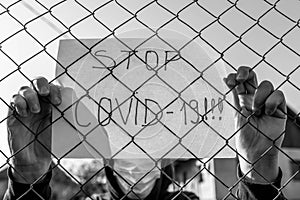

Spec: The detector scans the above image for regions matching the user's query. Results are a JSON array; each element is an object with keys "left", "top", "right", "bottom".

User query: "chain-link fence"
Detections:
[{"left": 0, "top": 0, "right": 300, "bottom": 199}]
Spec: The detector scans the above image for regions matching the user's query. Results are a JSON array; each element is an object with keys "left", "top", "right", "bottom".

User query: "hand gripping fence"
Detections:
[{"left": 0, "top": 0, "right": 300, "bottom": 200}]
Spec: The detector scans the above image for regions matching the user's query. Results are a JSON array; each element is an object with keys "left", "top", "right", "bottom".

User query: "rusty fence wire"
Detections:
[{"left": 0, "top": 0, "right": 300, "bottom": 199}]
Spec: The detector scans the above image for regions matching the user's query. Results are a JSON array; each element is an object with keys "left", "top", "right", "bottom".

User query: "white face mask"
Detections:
[{"left": 113, "top": 159, "right": 161, "bottom": 199}]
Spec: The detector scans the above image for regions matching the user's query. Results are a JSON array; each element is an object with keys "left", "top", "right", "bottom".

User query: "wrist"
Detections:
[
  {"left": 11, "top": 161, "right": 51, "bottom": 184},
  {"left": 239, "top": 154, "right": 279, "bottom": 183}
]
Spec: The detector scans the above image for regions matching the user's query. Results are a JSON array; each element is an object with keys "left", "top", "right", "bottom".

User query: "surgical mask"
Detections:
[{"left": 114, "top": 159, "right": 161, "bottom": 199}]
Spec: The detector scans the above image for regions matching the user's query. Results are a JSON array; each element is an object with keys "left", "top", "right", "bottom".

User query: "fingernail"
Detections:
[{"left": 32, "top": 104, "right": 40, "bottom": 113}]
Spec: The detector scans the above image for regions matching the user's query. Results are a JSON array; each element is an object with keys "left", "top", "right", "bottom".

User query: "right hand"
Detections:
[
  {"left": 7, "top": 77, "right": 61, "bottom": 183},
  {"left": 224, "top": 67, "right": 286, "bottom": 183}
]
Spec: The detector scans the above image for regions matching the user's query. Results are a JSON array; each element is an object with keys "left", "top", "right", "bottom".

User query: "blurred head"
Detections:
[{"left": 114, "top": 159, "right": 161, "bottom": 199}]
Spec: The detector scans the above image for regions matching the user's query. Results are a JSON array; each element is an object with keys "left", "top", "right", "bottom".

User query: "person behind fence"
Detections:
[{"left": 4, "top": 66, "right": 286, "bottom": 200}]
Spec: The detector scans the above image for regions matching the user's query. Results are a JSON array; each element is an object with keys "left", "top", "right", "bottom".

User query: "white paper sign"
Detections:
[{"left": 52, "top": 38, "right": 235, "bottom": 159}]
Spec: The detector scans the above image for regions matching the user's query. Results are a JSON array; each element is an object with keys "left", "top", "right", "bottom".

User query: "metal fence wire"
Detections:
[{"left": 0, "top": 0, "right": 300, "bottom": 200}]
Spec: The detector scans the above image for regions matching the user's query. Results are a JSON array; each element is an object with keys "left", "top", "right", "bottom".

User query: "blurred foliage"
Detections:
[{"left": 51, "top": 159, "right": 109, "bottom": 200}]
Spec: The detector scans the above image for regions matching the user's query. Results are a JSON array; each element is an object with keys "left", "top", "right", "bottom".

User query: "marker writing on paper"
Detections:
[
  {"left": 80, "top": 49, "right": 225, "bottom": 127},
  {"left": 92, "top": 49, "right": 180, "bottom": 71},
  {"left": 73, "top": 97, "right": 224, "bottom": 128}
]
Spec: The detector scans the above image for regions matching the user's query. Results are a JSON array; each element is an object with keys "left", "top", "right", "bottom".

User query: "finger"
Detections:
[
  {"left": 225, "top": 73, "right": 237, "bottom": 88},
  {"left": 11, "top": 94, "right": 28, "bottom": 117},
  {"left": 31, "top": 77, "right": 50, "bottom": 96},
  {"left": 236, "top": 67, "right": 257, "bottom": 94},
  {"left": 253, "top": 80, "right": 274, "bottom": 115},
  {"left": 224, "top": 73, "right": 240, "bottom": 110},
  {"left": 49, "top": 84, "right": 61, "bottom": 105},
  {"left": 244, "top": 70, "right": 257, "bottom": 94},
  {"left": 51, "top": 79, "right": 63, "bottom": 89},
  {"left": 235, "top": 67, "right": 248, "bottom": 94},
  {"left": 19, "top": 86, "right": 40, "bottom": 113},
  {"left": 236, "top": 83, "right": 246, "bottom": 94},
  {"left": 236, "top": 66, "right": 250, "bottom": 82},
  {"left": 265, "top": 90, "right": 286, "bottom": 118}
]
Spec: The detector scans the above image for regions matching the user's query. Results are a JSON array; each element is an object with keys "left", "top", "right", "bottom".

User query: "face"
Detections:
[{"left": 114, "top": 159, "right": 162, "bottom": 199}]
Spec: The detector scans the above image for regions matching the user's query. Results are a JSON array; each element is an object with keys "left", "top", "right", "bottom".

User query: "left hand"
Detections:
[{"left": 224, "top": 66, "right": 287, "bottom": 183}]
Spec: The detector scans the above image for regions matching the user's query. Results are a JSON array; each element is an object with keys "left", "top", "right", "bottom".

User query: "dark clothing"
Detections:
[
  {"left": 3, "top": 165, "right": 285, "bottom": 200},
  {"left": 105, "top": 164, "right": 199, "bottom": 200},
  {"left": 236, "top": 167, "right": 286, "bottom": 200}
]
